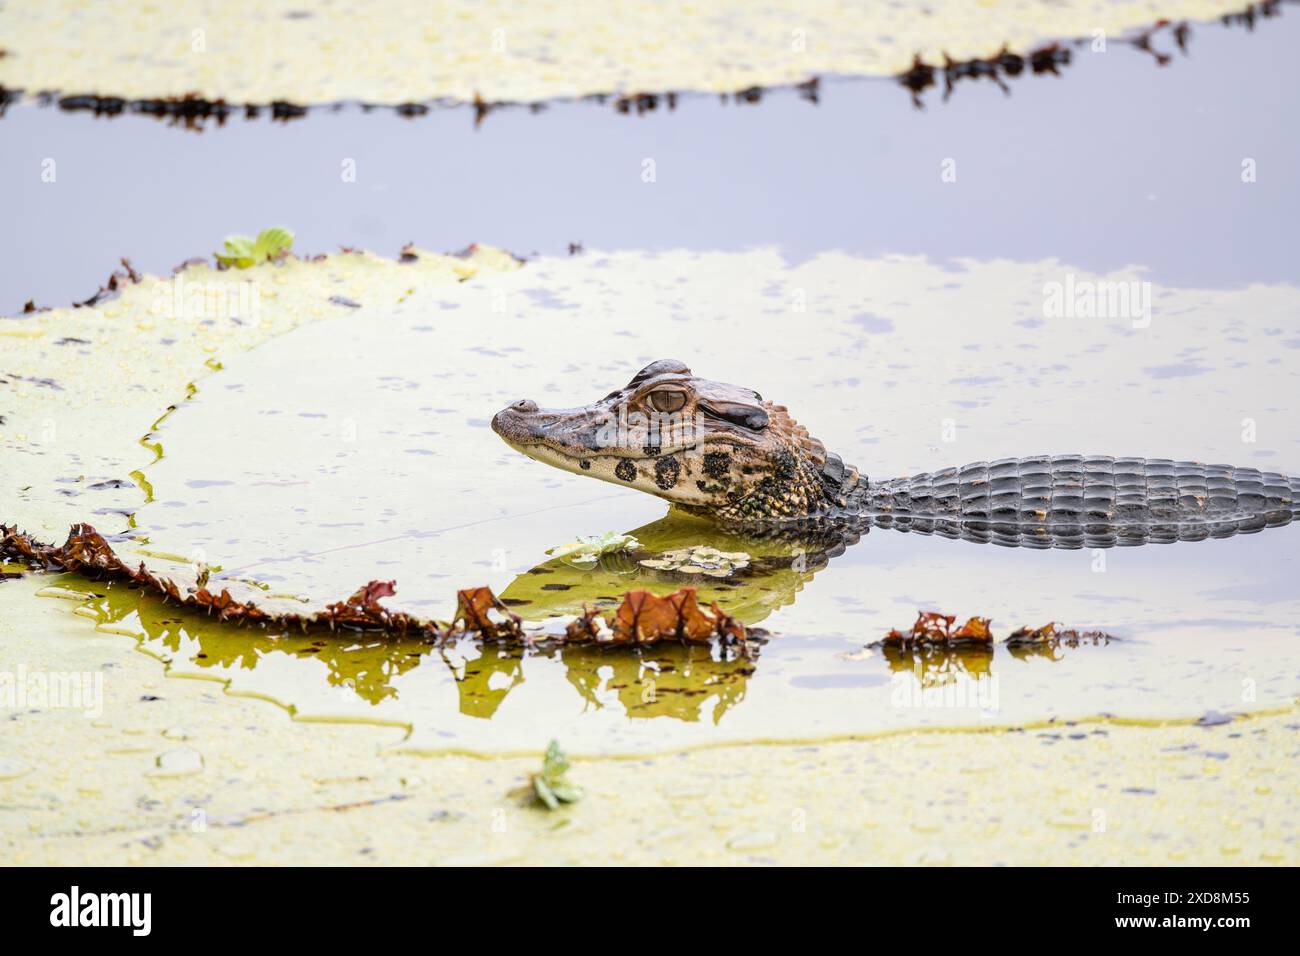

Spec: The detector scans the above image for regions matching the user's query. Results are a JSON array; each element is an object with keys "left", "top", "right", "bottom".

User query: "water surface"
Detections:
[
  {"left": 5, "top": 9, "right": 1299, "bottom": 756},
  {"left": 92, "top": 249, "right": 1300, "bottom": 753},
  {"left": 3, "top": 11, "right": 1299, "bottom": 309}
]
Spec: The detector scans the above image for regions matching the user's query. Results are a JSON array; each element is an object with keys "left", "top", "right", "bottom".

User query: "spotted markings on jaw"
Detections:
[
  {"left": 703, "top": 451, "right": 731, "bottom": 480},
  {"left": 654, "top": 456, "right": 681, "bottom": 490}
]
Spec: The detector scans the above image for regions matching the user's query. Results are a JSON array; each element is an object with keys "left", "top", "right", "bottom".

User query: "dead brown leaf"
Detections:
[{"left": 1, "top": 523, "right": 757, "bottom": 650}]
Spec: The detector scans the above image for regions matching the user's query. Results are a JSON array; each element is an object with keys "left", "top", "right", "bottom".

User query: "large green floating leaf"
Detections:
[{"left": 0, "top": 2, "right": 1251, "bottom": 107}]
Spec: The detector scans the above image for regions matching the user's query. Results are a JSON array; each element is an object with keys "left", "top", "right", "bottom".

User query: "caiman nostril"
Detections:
[{"left": 512, "top": 399, "right": 539, "bottom": 413}]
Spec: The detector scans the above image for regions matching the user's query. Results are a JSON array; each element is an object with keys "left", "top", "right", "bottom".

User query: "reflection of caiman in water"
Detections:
[{"left": 492, "top": 359, "right": 1300, "bottom": 560}]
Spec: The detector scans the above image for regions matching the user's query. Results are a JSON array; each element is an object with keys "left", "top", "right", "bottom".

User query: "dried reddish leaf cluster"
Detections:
[
  {"left": 1004, "top": 622, "right": 1058, "bottom": 646},
  {"left": 878, "top": 611, "right": 1112, "bottom": 649},
  {"left": 1005, "top": 624, "right": 1113, "bottom": 648},
  {"left": 0, "top": 523, "right": 755, "bottom": 650},
  {"left": 898, "top": 42, "right": 1071, "bottom": 108},
  {"left": 882, "top": 611, "right": 993, "bottom": 649},
  {"left": 563, "top": 588, "right": 756, "bottom": 649},
  {"left": 454, "top": 586, "right": 523, "bottom": 639},
  {"left": 74, "top": 257, "right": 143, "bottom": 308},
  {"left": 1, "top": 522, "right": 431, "bottom": 633}
]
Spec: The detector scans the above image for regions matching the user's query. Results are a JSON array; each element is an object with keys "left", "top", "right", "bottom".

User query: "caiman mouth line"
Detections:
[{"left": 492, "top": 359, "right": 1300, "bottom": 549}]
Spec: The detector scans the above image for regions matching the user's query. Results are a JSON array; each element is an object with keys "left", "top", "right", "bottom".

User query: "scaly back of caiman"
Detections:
[{"left": 491, "top": 360, "right": 1300, "bottom": 549}]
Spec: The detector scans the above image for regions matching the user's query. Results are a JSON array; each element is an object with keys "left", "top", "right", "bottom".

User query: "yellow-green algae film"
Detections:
[
  {"left": 2, "top": 572, "right": 1296, "bottom": 865},
  {"left": 4, "top": 247, "right": 1300, "bottom": 761},
  {"left": 0, "top": 246, "right": 520, "bottom": 544},
  {"left": 0, "top": 1, "right": 1251, "bottom": 106}
]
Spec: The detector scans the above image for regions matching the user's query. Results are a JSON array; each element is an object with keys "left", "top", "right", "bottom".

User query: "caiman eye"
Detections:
[{"left": 647, "top": 389, "right": 687, "bottom": 414}]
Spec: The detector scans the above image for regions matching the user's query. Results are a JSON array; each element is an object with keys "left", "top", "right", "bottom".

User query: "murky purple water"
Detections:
[{"left": 2, "top": 13, "right": 1298, "bottom": 311}]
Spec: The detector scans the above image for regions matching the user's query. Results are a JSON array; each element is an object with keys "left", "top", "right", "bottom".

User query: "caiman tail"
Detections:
[{"left": 858, "top": 456, "right": 1300, "bottom": 549}]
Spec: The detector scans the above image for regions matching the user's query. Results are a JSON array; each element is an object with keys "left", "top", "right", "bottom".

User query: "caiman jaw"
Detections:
[
  {"left": 491, "top": 399, "right": 615, "bottom": 479},
  {"left": 491, "top": 394, "right": 715, "bottom": 499},
  {"left": 491, "top": 361, "right": 863, "bottom": 522}
]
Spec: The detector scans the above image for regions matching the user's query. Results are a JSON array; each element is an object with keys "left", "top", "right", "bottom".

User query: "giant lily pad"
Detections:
[{"left": 0, "top": 1, "right": 1254, "bottom": 106}]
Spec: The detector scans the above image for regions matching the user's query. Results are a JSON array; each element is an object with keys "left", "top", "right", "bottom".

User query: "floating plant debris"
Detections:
[
  {"left": 875, "top": 612, "right": 1114, "bottom": 650},
  {"left": 565, "top": 586, "right": 764, "bottom": 653},
  {"left": 897, "top": 43, "right": 1071, "bottom": 108},
  {"left": 0, "top": 523, "right": 764, "bottom": 650},
  {"left": 876, "top": 611, "right": 994, "bottom": 649},
  {"left": 0, "top": 7, "right": 1278, "bottom": 133},
  {"left": 454, "top": 585, "right": 523, "bottom": 639},
  {"left": 72, "top": 257, "right": 143, "bottom": 308},
  {"left": 1005, "top": 622, "right": 1060, "bottom": 646},
  {"left": 1004, "top": 623, "right": 1116, "bottom": 648},
  {"left": 0, "top": 2, "right": 1277, "bottom": 116}
]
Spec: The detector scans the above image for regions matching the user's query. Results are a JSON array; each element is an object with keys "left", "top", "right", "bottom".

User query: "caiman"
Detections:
[{"left": 492, "top": 359, "right": 1300, "bottom": 551}]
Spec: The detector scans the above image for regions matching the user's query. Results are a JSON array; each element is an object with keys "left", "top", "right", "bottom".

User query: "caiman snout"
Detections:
[{"left": 491, "top": 398, "right": 543, "bottom": 443}]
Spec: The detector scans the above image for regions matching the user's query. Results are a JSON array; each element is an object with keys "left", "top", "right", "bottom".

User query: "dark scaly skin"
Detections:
[
  {"left": 847, "top": 457, "right": 1300, "bottom": 549},
  {"left": 492, "top": 360, "right": 1300, "bottom": 550}
]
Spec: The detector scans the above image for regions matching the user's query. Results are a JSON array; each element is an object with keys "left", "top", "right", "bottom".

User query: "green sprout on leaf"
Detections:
[
  {"left": 546, "top": 531, "right": 640, "bottom": 568},
  {"left": 215, "top": 227, "right": 295, "bottom": 269},
  {"left": 531, "top": 740, "right": 583, "bottom": 811}
]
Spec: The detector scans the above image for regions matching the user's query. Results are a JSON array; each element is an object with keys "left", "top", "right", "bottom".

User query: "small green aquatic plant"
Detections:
[
  {"left": 531, "top": 740, "right": 583, "bottom": 811},
  {"left": 215, "top": 227, "right": 295, "bottom": 268},
  {"left": 545, "top": 531, "right": 640, "bottom": 566}
]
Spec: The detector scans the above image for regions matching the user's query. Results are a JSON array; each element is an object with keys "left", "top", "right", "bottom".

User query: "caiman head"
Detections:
[{"left": 491, "top": 359, "right": 863, "bottom": 523}]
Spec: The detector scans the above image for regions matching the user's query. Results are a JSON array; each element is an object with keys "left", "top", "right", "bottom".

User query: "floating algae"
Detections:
[
  {"left": 3, "top": 571, "right": 1298, "bottom": 864},
  {"left": 0, "top": 246, "right": 520, "bottom": 546},
  {"left": 3, "top": 233, "right": 1300, "bottom": 860},
  {"left": 4, "top": 247, "right": 1300, "bottom": 753},
  {"left": 0, "top": 1, "right": 1267, "bottom": 107}
]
